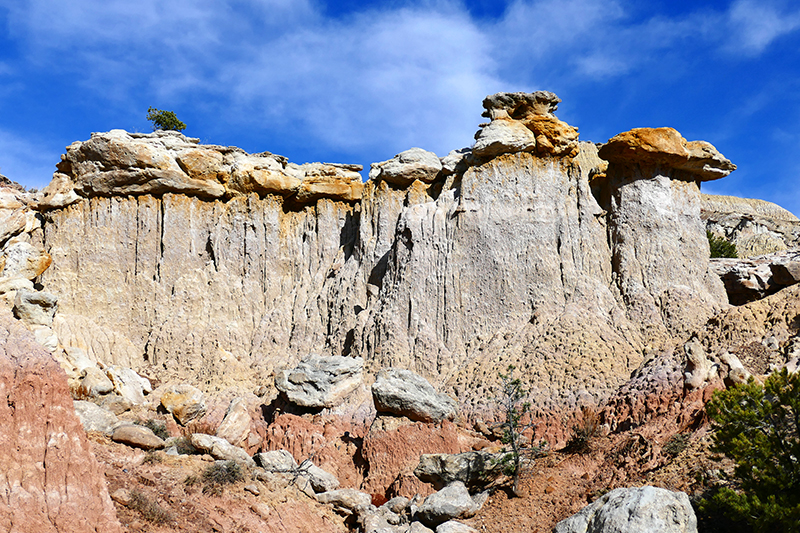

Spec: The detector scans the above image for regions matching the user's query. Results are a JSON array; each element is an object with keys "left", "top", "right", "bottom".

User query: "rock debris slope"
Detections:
[{"left": 31, "top": 92, "right": 739, "bottom": 416}]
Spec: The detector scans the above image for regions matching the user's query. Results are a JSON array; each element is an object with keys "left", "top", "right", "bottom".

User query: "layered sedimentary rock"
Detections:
[
  {"left": 0, "top": 311, "right": 122, "bottom": 533},
  {"left": 702, "top": 193, "right": 800, "bottom": 257},
  {"left": 32, "top": 92, "right": 739, "bottom": 417}
]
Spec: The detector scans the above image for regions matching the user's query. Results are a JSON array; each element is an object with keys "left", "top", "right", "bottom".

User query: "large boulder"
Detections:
[
  {"left": 599, "top": 128, "right": 735, "bottom": 181},
  {"left": 554, "top": 486, "right": 697, "bottom": 533},
  {"left": 414, "top": 452, "right": 498, "bottom": 491},
  {"left": 215, "top": 396, "right": 252, "bottom": 447},
  {"left": 255, "top": 449, "right": 298, "bottom": 472},
  {"left": 13, "top": 289, "right": 58, "bottom": 326},
  {"left": 73, "top": 400, "right": 120, "bottom": 435},
  {"left": 161, "top": 383, "right": 207, "bottom": 424},
  {"left": 0, "top": 311, "right": 123, "bottom": 532},
  {"left": 111, "top": 424, "right": 165, "bottom": 450},
  {"left": 0, "top": 241, "right": 52, "bottom": 280},
  {"left": 372, "top": 368, "right": 458, "bottom": 423},
  {"left": 190, "top": 433, "right": 256, "bottom": 467},
  {"left": 415, "top": 481, "right": 483, "bottom": 527},
  {"left": 275, "top": 355, "right": 363, "bottom": 408},
  {"left": 472, "top": 118, "right": 536, "bottom": 158},
  {"left": 369, "top": 148, "right": 442, "bottom": 186}
]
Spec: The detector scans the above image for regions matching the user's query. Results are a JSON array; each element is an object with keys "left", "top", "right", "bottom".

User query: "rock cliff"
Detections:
[{"left": 25, "top": 92, "right": 739, "bottom": 418}]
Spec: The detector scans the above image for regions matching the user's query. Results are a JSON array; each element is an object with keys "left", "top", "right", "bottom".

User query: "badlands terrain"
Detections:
[{"left": 1, "top": 91, "right": 799, "bottom": 532}]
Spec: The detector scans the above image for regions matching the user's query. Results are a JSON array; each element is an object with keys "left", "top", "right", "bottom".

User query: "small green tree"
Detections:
[
  {"left": 146, "top": 107, "right": 187, "bottom": 132},
  {"left": 703, "top": 369, "right": 800, "bottom": 532},
  {"left": 707, "top": 231, "right": 738, "bottom": 258},
  {"left": 493, "top": 365, "right": 547, "bottom": 497}
]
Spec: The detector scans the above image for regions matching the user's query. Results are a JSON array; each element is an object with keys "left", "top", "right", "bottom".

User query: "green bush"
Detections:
[
  {"left": 492, "top": 365, "right": 548, "bottom": 497},
  {"left": 702, "top": 369, "right": 800, "bottom": 532},
  {"left": 707, "top": 231, "right": 738, "bottom": 258},
  {"left": 146, "top": 107, "right": 186, "bottom": 132}
]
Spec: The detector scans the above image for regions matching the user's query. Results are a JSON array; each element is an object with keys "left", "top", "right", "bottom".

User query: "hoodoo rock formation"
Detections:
[
  {"left": 2, "top": 90, "right": 800, "bottom": 532},
  {"left": 27, "top": 92, "right": 741, "bottom": 420}
]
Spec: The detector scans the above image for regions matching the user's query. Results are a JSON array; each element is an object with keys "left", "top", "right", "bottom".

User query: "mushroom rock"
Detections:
[{"left": 599, "top": 127, "right": 734, "bottom": 342}]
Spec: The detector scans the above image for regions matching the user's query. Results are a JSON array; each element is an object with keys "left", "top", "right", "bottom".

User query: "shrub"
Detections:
[
  {"left": 128, "top": 489, "right": 173, "bottom": 524},
  {"left": 142, "top": 450, "right": 162, "bottom": 464},
  {"left": 492, "top": 365, "right": 548, "bottom": 497},
  {"left": 201, "top": 460, "right": 244, "bottom": 495},
  {"left": 143, "top": 419, "right": 169, "bottom": 440},
  {"left": 707, "top": 231, "right": 737, "bottom": 258},
  {"left": 146, "top": 107, "right": 186, "bottom": 132},
  {"left": 564, "top": 406, "right": 601, "bottom": 454},
  {"left": 663, "top": 433, "right": 690, "bottom": 457},
  {"left": 701, "top": 369, "right": 800, "bottom": 532}
]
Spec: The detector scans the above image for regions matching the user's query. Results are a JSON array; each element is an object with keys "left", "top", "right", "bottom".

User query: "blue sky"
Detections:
[{"left": 1, "top": 0, "right": 800, "bottom": 214}]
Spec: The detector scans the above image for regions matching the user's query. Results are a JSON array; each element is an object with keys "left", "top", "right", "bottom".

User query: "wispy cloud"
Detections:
[{"left": 725, "top": 0, "right": 800, "bottom": 55}]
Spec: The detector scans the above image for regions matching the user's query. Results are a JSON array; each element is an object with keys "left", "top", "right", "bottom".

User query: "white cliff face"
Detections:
[{"left": 33, "top": 93, "right": 736, "bottom": 413}]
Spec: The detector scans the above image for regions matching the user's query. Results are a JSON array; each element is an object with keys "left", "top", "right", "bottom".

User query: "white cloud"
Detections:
[{"left": 726, "top": 0, "right": 800, "bottom": 56}]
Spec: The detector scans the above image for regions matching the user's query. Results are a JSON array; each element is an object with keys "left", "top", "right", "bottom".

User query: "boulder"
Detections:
[
  {"left": 472, "top": 118, "right": 537, "bottom": 158},
  {"left": 481, "top": 91, "right": 562, "bottom": 120},
  {"left": 358, "top": 505, "right": 405, "bottom": 532},
  {"left": 78, "top": 366, "right": 115, "bottom": 398},
  {"left": 216, "top": 396, "right": 252, "bottom": 447},
  {"left": 300, "top": 459, "right": 340, "bottom": 493},
  {"left": 111, "top": 424, "right": 165, "bottom": 450},
  {"left": 73, "top": 400, "right": 120, "bottom": 435},
  {"left": 0, "top": 277, "right": 33, "bottom": 296},
  {"left": 190, "top": 433, "right": 256, "bottom": 467},
  {"left": 255, "top": 449, "right": 298, "bottom": 472},
  {"left": 415, "top": 481, "right": 482, "bottom": 527},
  {"left": 13, "top": 289, "right": 58, "bottom": 326},
  {"left": 553, "top": 486, "right": 697, "bottom": 533},
  {"left": 369, "top": 148, "right": 442, "bottom": 186},
  {"left": 0, "top": 241, "right": 52, "bottom": 280},
  {"left": 315, "top": 489, "right": 372, "bottom": 513},
  {"left": 372, "top": 368, "right": 458, "bottom": 423},
  {"left": 31, "top": 325, "right": 58, "bottom": 352},
  {"left": 161, "top": 383, "right": 207, "bottom": 424},
  {"left": 683, "top": 338, "right": 715, "bottom": 390},
  {"left": 105, "top": 365, "right": 148, "bottom": 405},
  {"left": 294, "top": 163, "right": 364, "bottom": 203},
  {"left": 275, "top": 355, "right": 363, "bottom": 408},
  {"left": 599, "top": 127, "right": 735, "bottom": 181},
  {"left": 436, "top": 522, "right": 478, "bottom": 533},
  {"left": 414, "top": 452, "right": 498, "bottom": 491},
  {"left": 440, "top": 148, "right": 472, "bottom": 176}
]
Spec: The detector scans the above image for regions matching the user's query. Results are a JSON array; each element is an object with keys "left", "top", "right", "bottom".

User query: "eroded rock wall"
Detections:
[{"left": 33, "top": 93, "right": 739, "bottom": 415}]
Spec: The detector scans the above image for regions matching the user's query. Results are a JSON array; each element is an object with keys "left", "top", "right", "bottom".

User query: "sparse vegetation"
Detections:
[
  {"left": 173, "top": 436, "right": 196, "bottom": 455},
  {"left": 143, "top": 419, "right": 169, "bottom": 440},
  {"left": 707, "top": 231, "right": 738, "bottom": 258},
  {"left": 564, "top": 406, "right": 601, "bottom": 454},
  {"left": 146, "top": 107, "right": 187, "bottom": 132},
  {"left": 142, "top": 450, "right": 162, "bottom": 464},
  {"left": 200, "top": 460, "right": 244, "bottom": 495},
  {"left": 493, "top": 364, "right": 548, "bottom": 497},
  {"left": 128, "top": 489, "right": 173, "bottom": 524},
  {"left": 663, "top": 433, "right": 690, "bottom": 457},
  {"left": 700, "top": 369, "right": 800, "bottom": 532}
]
